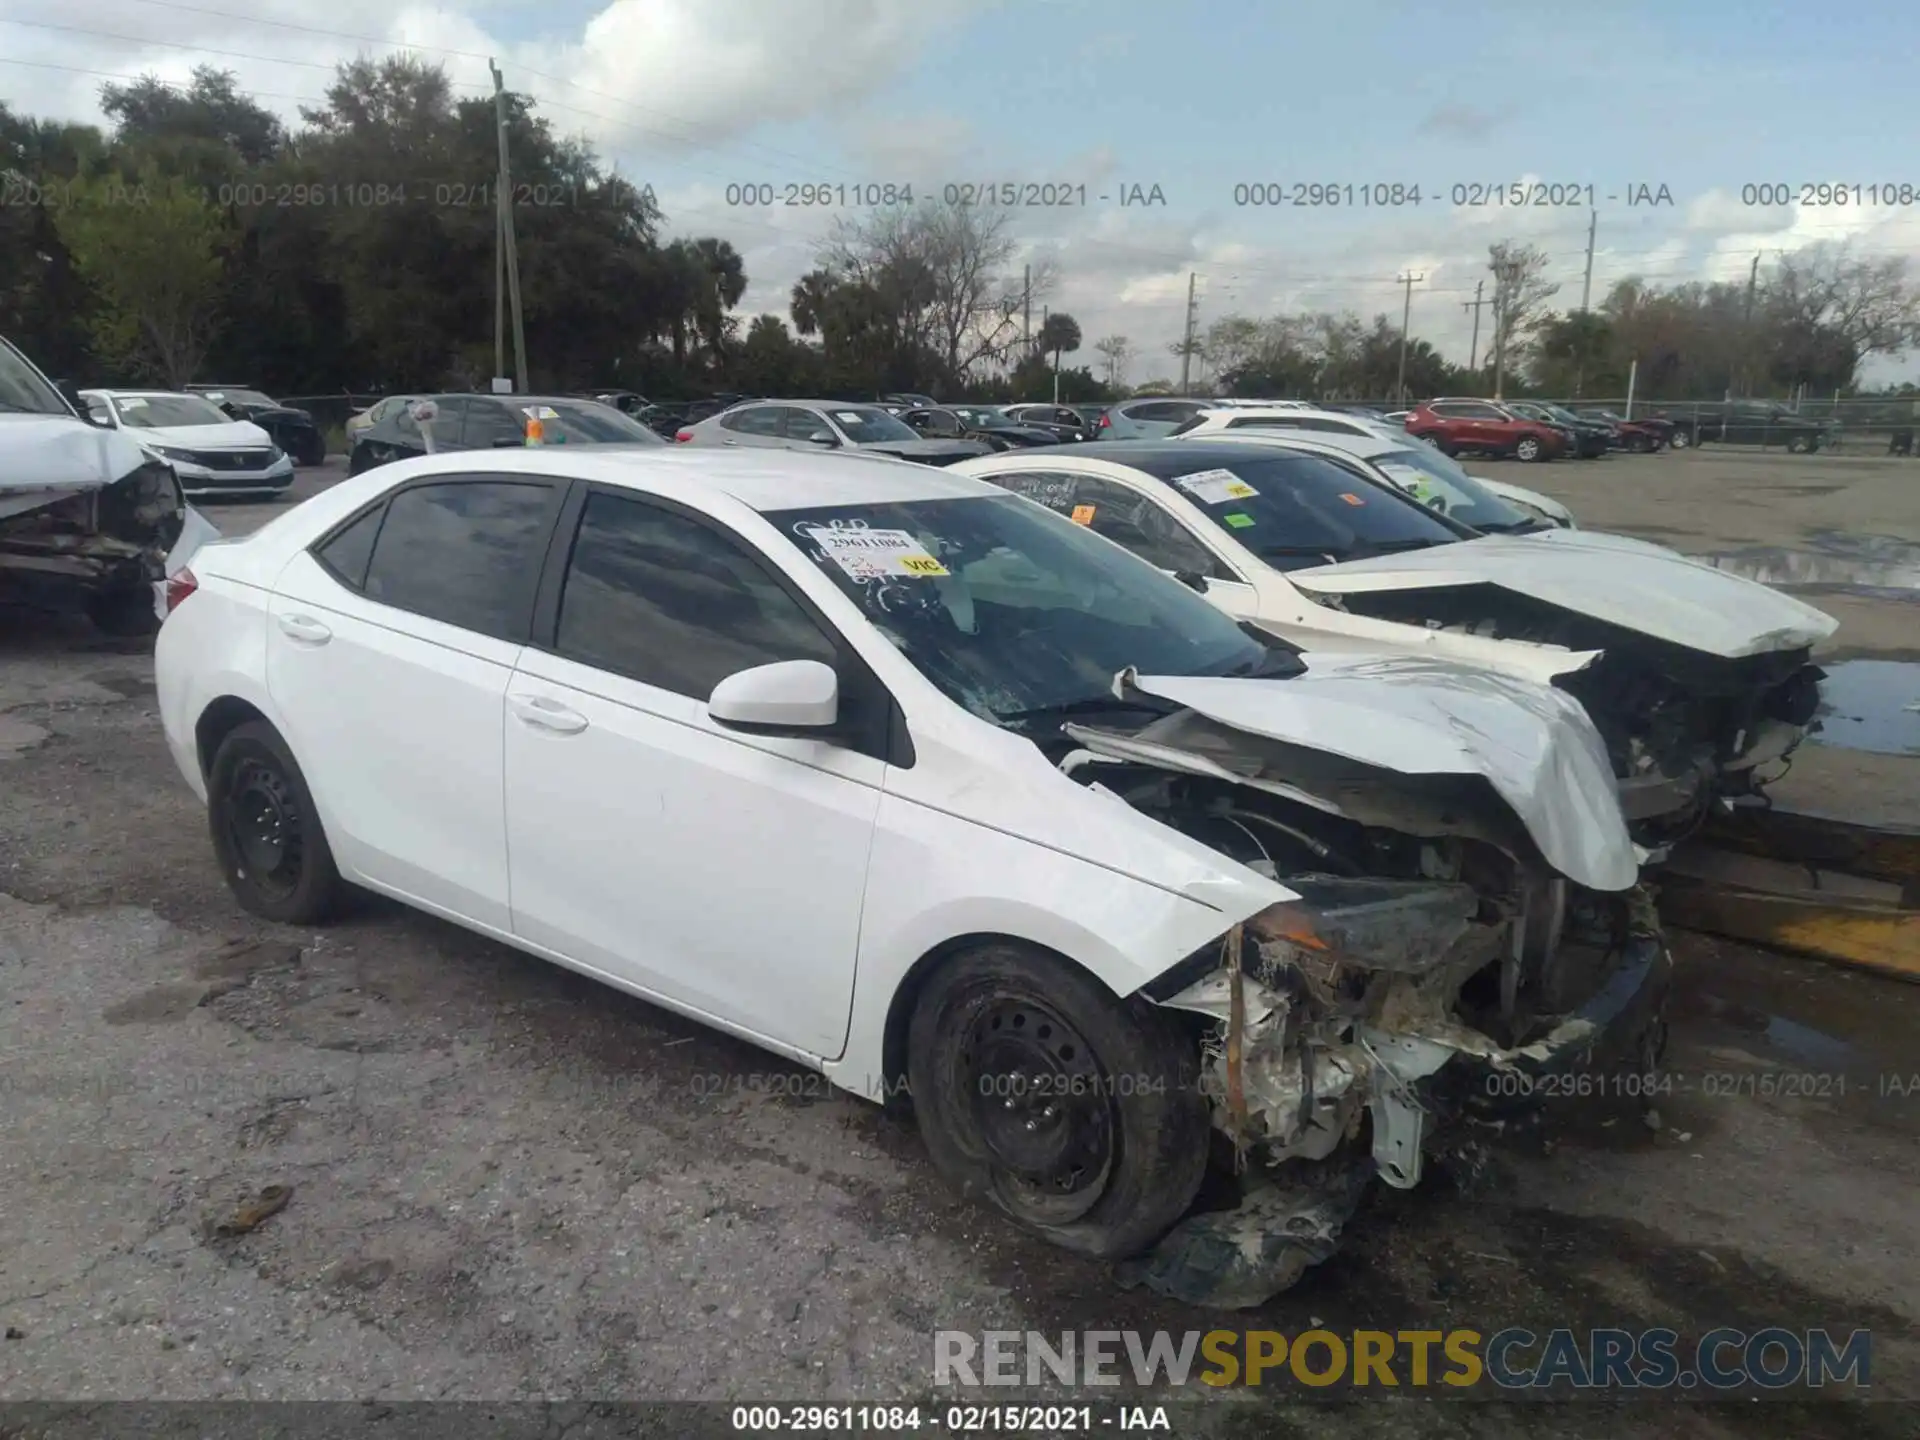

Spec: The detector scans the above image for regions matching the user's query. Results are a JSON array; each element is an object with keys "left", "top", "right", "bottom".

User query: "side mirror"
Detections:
[
  {"left": 805, "top": 430, "right": 838, "bottom": 447},
  {"left": 1171, "top": 570, "right": 1210, "bottom": 594},
  {"left": 708, "top": 659, "right": 839, "bottom": 735},
  {"left": 57, "top": 382, "right": 95, "bottom": 421}
]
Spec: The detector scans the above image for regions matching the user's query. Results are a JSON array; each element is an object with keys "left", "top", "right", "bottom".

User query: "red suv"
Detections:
[{"left": 1405, "top": 399, "right": 1569, "bottom": 462}]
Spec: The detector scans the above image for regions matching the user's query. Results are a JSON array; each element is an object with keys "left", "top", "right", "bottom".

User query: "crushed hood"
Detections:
[
  {"left": 1109, "top": 652, "right": 1638, "bottom": 892},
  {"left": 1469, "top": 475, "right": 1575, "bottom": 526},
  {"left": 0, "top": 413, "right": 155, "bottom": 495},
  {"left": 1287, "top": 531, "right": 1837, "bottom": 659}
]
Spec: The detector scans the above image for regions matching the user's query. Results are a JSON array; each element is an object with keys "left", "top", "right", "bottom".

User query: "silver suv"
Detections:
[{"left": 678, "top": 399, "right": 990, "bottom": 466}]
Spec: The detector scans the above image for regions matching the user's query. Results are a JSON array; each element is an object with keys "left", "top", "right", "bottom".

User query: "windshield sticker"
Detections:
[
  {"left": 1223, "top": 512, "right": 1255, "bottom": 528},
  {"left": 521, "top": 405, "right": 560, "bottom": 419},
  {"left": 1070, "top": 504, "right": 1096, "bottom": 525},
  {"left": 118, "top": 397, "right": 148, "bottom": 409},
  {"left": 805, "top": 526, "right": 949, "bottom": 578},
  {"left": 835, "top": 412, "right": 864, "bottom": 424},
  {"left": 1171, "top": 468, "right": 1257, "bottom": 505},
  {"left": 1338, "top": 492, "right": 1367, "bottom": 506}
]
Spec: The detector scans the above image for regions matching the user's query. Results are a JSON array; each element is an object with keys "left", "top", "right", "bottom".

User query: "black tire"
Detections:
[
  {"left": 1785, "top": 433, "right": 1811, "bottom": 454},
  {"left": 907, "top": 943, "right": 1210, "bottom": 1259},
  {"left": 207, "top": 720, "right": 344, "bottom": 925},
  {"left": 1514, "top": 434, "right": 1544, "bottom": 462},
  {"left": 346, "top": 444, "right": 377, "bottom": 476},
  {"left": 85, "top": 586, "right": 160, "bottom": 638},
  {"left": 1633, "top": 433, "right": 1654, "bottom": 453},
  {"left": 297, "top": 432, "right": 328, "bottom": 466},
  {"left": 1669, "top": 427, "right": 1693, "bottom": 449}
]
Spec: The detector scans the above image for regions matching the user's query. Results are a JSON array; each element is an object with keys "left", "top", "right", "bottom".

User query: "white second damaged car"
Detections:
[
  {"left": 154, "top": 447, "right": 1668, "bottom": 1306},
  {"left": 951, "top": 442, "right": 1837, "bottom": 848},
  {"left": 0, "top": 338, "right": 214, "bottom": 634}
]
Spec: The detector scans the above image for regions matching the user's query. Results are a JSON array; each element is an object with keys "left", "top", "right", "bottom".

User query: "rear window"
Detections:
[{"left": 1149, "top": 453, "right": 1460, "bottom": 566}]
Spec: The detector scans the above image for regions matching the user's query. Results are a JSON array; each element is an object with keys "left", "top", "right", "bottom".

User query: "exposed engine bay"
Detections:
[
  {"left": 0, "top": 460, "right": 186, "bottom": 632},
  {"left": 1320, "top": 582, "right": 1825, "bottom": 842},
  {"left": 1062, "top": 736, "right": 1670, "bottom": 1308}
]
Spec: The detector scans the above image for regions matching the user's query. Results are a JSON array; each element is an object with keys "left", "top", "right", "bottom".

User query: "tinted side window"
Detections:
[
  {"left": 982, "top": 470, "right": 1079, "bottom": 513},
  {"left": 1129, "top": 402, "right": 1181, "bottom": 422},
  {"left": 554, "top": 492, "right": 837, "bottom": 700},
  {"left": 721, "top": 406, "right": 783, "bottom": 435},
  {"left": 1069, "top": 476, "right": 1230, "bottom": 579},
  {"left": 314, "top": 506, "right": 385, "bottom": 589},
  {"left": 361, "top": 481, "right": 554, "bottom": 640},
  {"left": 461, "top": 400, "right": 525, "bottom": 448}
]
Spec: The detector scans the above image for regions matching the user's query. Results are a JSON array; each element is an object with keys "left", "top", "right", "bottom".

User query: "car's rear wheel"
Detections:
[
  {"left": 908, "top": 944, "right": 1210, "bottom": 1259},
  {"left": 85, "top": 585, "right": 159, "bottom": 638},
  {"left": 1514, "top": 435, "right": 1544, "bottom": 462},
  {"left": 1669, "top": 428, "right": 1692, "bottom": 449},
  {"left": 1785, "top": 433, "right": 1811, "bottom": 453},
  {"left": 207, "top": 720, "right": 344, "bottom": 925}
]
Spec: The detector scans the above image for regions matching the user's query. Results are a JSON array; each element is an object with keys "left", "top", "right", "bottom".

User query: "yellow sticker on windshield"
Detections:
[
  {"left": 899, "top": 555, "right": 950, "bottom": 576},
  {"left": 1338, "top": 492, "right": 1366, "bottom": 506},
  {"left": 1070, "top": 504, "right": 1096, "bottom": 525}
]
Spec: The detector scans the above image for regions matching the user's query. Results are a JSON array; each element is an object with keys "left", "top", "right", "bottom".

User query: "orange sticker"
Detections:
[
  {"left": 1070, "top": 504, "right": 1096, "bottom": 525},
  {"left": 1338, "top": 492, "right": 1366, "bottom": 506}
]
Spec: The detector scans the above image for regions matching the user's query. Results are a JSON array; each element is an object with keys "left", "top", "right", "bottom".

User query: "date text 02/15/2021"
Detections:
[
  {"left": 719, "top": 183, "right": 1169, "bottom": 207},
  {"left": 1229, "top": 182, "right": 1677, "bottom": 207}
]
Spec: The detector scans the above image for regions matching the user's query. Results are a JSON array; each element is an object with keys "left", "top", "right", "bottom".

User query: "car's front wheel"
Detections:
[
  {"left": 908, "top": 944, "right": 1210, "bottom": 1259},
  {"left": 1514, "top": 435, "right": 1544, "bottom": 462},
  {"left": 85, "top": 585, "right": 159, "bottom": 638},
  {"left": 207, "top": 720, "right": 344, "bottom": 925},
  {"left": 1669, "top": 427, "right": 1693, "bottom": 449}
]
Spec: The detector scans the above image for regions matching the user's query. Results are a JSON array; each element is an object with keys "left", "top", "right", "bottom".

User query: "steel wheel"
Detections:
[{"left": 224, "top": 756, "right": 306, "bottom": 902}]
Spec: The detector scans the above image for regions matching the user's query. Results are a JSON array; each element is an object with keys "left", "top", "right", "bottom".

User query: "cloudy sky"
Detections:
[{"left": 6, "top": 0, "right": 1919, "bottom": 382}]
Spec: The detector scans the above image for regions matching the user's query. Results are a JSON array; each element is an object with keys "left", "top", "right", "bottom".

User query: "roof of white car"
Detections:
[{"left": 394, "top": 445, "right": 1005, "bottom": 512}]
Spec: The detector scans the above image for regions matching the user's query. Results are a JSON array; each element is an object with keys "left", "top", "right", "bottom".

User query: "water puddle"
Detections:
[
  {"left": 1813, "top": 659, "right": 1920, "bottom": 756},
  {"left": 1702, "top": 530, "right": 1920, "bottom": 602}
]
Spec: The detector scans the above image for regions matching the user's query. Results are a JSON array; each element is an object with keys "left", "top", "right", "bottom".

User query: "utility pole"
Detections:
[
  {"left": 1394, "top": 272, "right": 1423, "bottom": 403},
  {"left": 1574, "top": 209, "right": 1597, "bottom": 397},
  {"left": 1022, "top": 264, "right": 1032, "bottom": 357},
  {"left": 1178, "top": 271, "right": 1198, "bottom": 394},
  {"left": 1491, "top": 258, "right": 1516, "bottom": 400},
  {"left": 490, "top": 59, "right": 528, "bottom": 393},
  {"left": 1462, "top": 280, "right": 1487, "bottom": 372},
  {"left": 1737, "top": 251, "right": 1760, "bottom": 398}
]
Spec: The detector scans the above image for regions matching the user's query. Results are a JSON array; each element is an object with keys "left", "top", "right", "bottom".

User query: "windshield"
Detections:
[
  {"left": 951, "top": 407, "right": 1017, "bottom": 430},
  {"left": 1155, "top": 452, "right": 1461, "bottom": 566},
  {"left": 200, "top": 389, "right": 277, "bottom": 407},
  {"left": 764, "top": 494, "right": 1277, "bottom": 727},
  {"left": 112, "top": 394, "right": 231, "bottom": 428},
  {"left": 507, "top": 400, "right": 664, "bottom": 444},
  {"left": 0, "top": 339, "right": 71, "bottom": 416},
  {"left": 1542, "top": 405, "right": 1584, "bottom": 425},
  {"left": 830, "top": 407, "right": 920, "bottom": 442},
  {"left": 1365, "top": 447, "right": 1539, "bottom": 532}
]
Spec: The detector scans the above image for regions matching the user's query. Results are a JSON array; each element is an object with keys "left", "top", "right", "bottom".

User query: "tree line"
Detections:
[{"left": 4, "top": 57, "right": 1915, "bottom": 405}]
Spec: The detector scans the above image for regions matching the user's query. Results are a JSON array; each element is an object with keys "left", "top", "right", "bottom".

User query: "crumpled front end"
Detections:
[
  {"left": 0, "top": 457, "right": 187, "bottom": 626},
  {"left": 1118, "top": 873, "right": 1670, "bottom": 1308}
]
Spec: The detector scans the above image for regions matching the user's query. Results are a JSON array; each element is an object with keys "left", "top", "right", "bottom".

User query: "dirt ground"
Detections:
[{"left": 2, "top": 451, "right": 1917, "bottom": 1437}]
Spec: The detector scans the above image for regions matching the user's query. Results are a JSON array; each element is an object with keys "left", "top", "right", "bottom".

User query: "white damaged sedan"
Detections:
[{"left": 154, "top": 448, "right": 1669, "bottom": 1306}]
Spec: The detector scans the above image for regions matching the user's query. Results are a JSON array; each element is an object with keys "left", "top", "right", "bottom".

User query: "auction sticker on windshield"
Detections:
[
  {"left": 806, "top": 526, "right": 950, "bottom": 578},
  {"left": 835, "top": 412, "right": 865, "bottom": 424},
  {"left": 1070, "top": 504, "right": 1096, "bottom": 525},
  {"left": 1172, "top": 468, "right": 1257, "bottom": 504},
  {"left": 522, "top": 405, "right": 560, "bottom": 419}
]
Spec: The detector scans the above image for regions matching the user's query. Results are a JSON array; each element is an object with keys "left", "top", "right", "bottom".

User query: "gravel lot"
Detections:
[{"left": 2, "top": 451, "right": 1917, "bottom": 1435}]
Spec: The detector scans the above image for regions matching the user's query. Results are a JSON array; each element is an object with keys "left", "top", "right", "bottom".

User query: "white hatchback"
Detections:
[{"left": 154, "top": 446, "right": 1666, "bottom": 1305}]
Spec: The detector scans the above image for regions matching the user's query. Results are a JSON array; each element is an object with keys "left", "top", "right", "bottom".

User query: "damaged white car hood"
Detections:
[
  {"left": 1287, "top": 532, "right": 1837, "bottom": 658},
  {"left": 125, "top": 418, "right": 275, "bottom": 452},
  {"left": 0, "top": 413, "right": 154, "bottom": 498},
  {"left": 1112, "top": 653, "right": 1638, "bottom": 892}
]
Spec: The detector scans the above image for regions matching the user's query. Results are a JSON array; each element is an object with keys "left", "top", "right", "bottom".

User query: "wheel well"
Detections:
[
  {"left": 194, "top": 696, "right": 270, "bottom": 779},
  {"left": 878, "top": 932, "right": 1108, "bottom": 1116}
]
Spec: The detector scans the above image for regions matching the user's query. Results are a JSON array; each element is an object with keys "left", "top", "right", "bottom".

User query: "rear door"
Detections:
[
  {"left": 715, "top": 404, "right": 788, "bottom": 449},
  {"left": 265, "top": 475, "right": 566, "bottom": 930}
]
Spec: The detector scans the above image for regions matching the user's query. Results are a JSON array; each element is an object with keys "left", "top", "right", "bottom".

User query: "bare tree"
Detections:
[
  {"left": 1093, "top": 333, "right": 1131, "bottom": 387},
  {"left": 1487, "top": 240, "right": 1560, "bottom": 395},
  {"left": 1765, "top": 242, "right": 1919, "bottom": 360}
]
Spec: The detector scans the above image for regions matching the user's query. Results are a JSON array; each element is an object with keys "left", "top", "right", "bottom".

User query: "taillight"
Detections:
[
  {"left": 674, "top": 429, "right": 694, "bottom": 442},
  {"left": 1097, "top": 412, "right": 1111, "bottom": 429},
  {"left": 165, "top": 567, "right": 198, "bottom": 614}
]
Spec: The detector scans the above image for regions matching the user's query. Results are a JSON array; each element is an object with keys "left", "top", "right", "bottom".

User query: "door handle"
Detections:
[
  {"left": 721, "top": 439, "right": 738, "bottom": 446},
  {"left": 509, "top": 693, "right": 588, "bottom": 734},
  {"left": 276, "top": 613, "right": 332, "bottom": 644}
]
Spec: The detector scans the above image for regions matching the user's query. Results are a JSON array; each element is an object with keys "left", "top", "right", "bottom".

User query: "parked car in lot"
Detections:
[
  {"left": 1003, "top": 403, "right": 1097, "bottom": 442},
  {"left": 950, "top": 441, "right": 1834, "bottom": 844},
  {"left": 900, "top": 405, "right": 1060, "bottom": 450},
  {"left": 677, "top": 400, "right": 989, "bottom": 465},
  {"left": 1576, "top": 408, "right": 1671, "bottom": 452},
  {"left": 1173, "top": 427, "right": 1577, "bottom": 531},
  {"left": 1, "top": 336, "right": 205, "bottom": 635},
  {"left": 185, "top": 385, "right": 328, "bottom": 466},
  {"left": 153, "top": 443, "right": 1665, "bottom": 1306},
  {"left": 1096, "top": 397, "right": 1217, "bottom": 440},
  {"left": 1655, "top": 404, "right": 1828, "bottom": 452},
  {"left": 1403, "top": 399, "right": 1570, "bottom": 462},
  {"left": 1501, "top": 401, "right": 1612, "bottom": 459},
  {"left": 347, "top": 394, "right": 663, "bottom": 474},
  {"left": 79, "top": 389, "right": 295, "bottom": 497},
  {"left": 346, "top": 395, "right": 415, "bottom": 446},
  {"left": 1168, "top": 407, "right": 1580, "bottom": 527}
]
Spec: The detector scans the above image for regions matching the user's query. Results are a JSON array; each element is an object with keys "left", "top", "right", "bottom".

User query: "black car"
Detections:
[
  {"left": 587, "top": 390, "right": 650, "bottom": 416},
  {"left": 185, "top": 385, "right": 328, "bottom": 466},
  {"left": 1002, "top": 403, "right": 1097, "bottom": 442},
  {"left": 1503, "top": 400, "right": 1612, "bottom": 459},
  {"left": 880, "top": 392, "right": 939, "bottom": 408},
  {"left": 901, "top": 405, "right": 1061, "bottom": 451},
  {"left": 1656, "top": 404, "right": 1828, "bottom": 452},
  {"left": 346, "top": 394, "right": 665, "bottom": 474}
]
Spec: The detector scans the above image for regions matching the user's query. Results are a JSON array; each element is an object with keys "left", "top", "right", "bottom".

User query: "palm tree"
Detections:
[
  {"left": 689, "top": 236, "right": 745, "bottom": 360},
  {"left": 1036, "top": 312, "right": 1081, "bottom": 402},
  {"left": 790, "top": 269, "right": 836, "bottom": 336}
]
